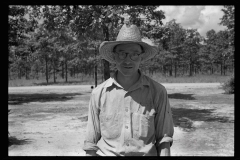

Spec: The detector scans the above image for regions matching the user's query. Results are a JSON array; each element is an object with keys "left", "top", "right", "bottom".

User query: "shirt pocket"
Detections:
[
  {"left": 99, "top": 113, "right": 123, "bottom": 139},
  {"left": 132, "top": 113, "right": 155, "bottom": 139}
]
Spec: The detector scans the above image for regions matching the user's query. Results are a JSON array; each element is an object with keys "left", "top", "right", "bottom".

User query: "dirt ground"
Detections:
[{"left": 8, "top": 83, "right": 234, "bottom": 156}]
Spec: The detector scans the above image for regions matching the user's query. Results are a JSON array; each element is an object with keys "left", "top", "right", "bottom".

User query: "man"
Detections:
[{"left": 82, "top": 18, "right": 174, "bottom": 156}]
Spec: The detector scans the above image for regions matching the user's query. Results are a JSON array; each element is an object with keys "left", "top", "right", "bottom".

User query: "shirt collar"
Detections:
[{"left": 104, "top": 70, "right": 150, "bottom": 90}]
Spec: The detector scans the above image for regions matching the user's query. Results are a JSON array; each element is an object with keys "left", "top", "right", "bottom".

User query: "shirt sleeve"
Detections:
[
  {"left": 154, "top": 87, "right": 174, "bottom": 147},
  {"left": 82, "top": 92, "right": 101, "bottom": 151}
]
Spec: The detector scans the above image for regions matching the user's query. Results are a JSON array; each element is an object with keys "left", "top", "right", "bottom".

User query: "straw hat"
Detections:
[{"left": 99, "top": 20, "right": 158, "bottom": 64}]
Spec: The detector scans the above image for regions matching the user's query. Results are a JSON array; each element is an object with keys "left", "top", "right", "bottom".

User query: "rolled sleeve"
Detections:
[
  {"left": 82, "top": 92, "right": 101, "bottom": 151},
  {"left": 159, "top": 135, "right": 173, "bottom": 146},
  {"left": 154, "top": 87, "right": 174, "bottom": 147}
]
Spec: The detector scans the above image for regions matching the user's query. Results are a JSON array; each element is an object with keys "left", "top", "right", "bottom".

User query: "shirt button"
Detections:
[{"left": 125, "top": 126, "right": 128, "bottom": 129}]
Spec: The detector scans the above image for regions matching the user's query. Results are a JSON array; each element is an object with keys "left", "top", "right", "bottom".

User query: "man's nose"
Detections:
[{"left": 124, "top": 54, "right": 132, "bottom": 63}]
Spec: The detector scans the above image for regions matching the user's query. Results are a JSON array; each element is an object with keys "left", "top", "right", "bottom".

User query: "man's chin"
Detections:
[{"left": 119, "top": 69, "right": 137, "bottom": 77}]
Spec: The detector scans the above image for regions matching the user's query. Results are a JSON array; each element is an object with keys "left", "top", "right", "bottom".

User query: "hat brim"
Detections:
[{"left": 99, "top": 41, "right": 158, "bottom": 64}]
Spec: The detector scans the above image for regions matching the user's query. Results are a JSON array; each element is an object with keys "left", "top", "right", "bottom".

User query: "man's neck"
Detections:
[{"left": 116, "top": 70, "right": 140, "bottom": 90}]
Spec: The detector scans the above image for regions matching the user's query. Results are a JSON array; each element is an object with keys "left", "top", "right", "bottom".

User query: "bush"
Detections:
[
  {"left": 221, "top": 75, "right": 234, "bottom": 94},
  {"left": 8, "top": 109, "right": 11, "bottom": 136}
]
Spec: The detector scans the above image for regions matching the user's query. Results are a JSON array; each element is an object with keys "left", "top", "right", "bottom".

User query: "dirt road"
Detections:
[{"left": 8, "top": 83, "right": 234, "bottom": 156}]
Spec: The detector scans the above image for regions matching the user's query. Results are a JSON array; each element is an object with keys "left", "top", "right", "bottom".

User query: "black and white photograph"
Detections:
[{"left": 8, "top": 5, "right": 234, "bottom": 156}]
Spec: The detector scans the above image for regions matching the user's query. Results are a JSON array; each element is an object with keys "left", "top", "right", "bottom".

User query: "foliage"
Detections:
[
  {"left": 220, "top": 5, "right": 234, "bottom": 46},
  {"left": 221, "top": 75, "right": 234, "bottom": 94},
  {"left": 8, "top": 5, "right": 235, "bottom": 86}
]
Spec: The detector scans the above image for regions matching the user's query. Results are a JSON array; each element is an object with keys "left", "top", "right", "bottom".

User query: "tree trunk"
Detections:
[
  {"left": 169, "top": 60, "right": 173, "bottom": 76},
  {"left": 25, "top": 67, "right": 28, "bottom": 80},
  {"left": 182, "top": 64, "right": 184, "bottom": 76},
  {"left": 45, "top": 56, "right": 49, "bottom": 84},
  {"left": 18, "top": 68, "right": 21, "bottom": 79},
  {"left": 36, "top": 69, "right": 39, "bottom": 80},
  {"left": 103, "top": 25, "right": 110, "bottom": 81},
  {"left": 189, "top": 63, "right": 191, "bottom": 76},
  {"left": 185, "top": 64, "right": 188, "bottom": 75},
  {"left": 223, "top": 59, "right": 225, "bottom": 76},
  {"left": 103, "top": 59, "right": 110, "bottom": 80},
  {"left": 189, "top": 63, "right": 192, "bottom": 76},
  {"left": 73, "top": 66, "right": 75, "bottom": 78},
  {"left": 194, "top": 65, "right": 196, "bottom": 75},
  {"left": 221, "top": 62, "right": 223, "bottom": 75},
  {"left": 162, "top": 65, "right": 165, "bottom": 76},
  {"left": 65, "top": 59, "right": 68, "bottom": 82},
  {"left": 211, "top": 63, "right": 214, "bottom": 75},
  {"left": 53, "top": 61, "right": 56, "bottom": 83},
  {"left": 62, "top": 62, "right": 64, "bottom": 79},
  {"left": 92, "top": 67, "right": 94, "bottom": 78},
  {"left": 94, "top": 48, "right": 98, "bottom": 87},
  {"left": 95, "top": 65, "right": 97, "bottom": 87},
  {"left": 174, "top": 61, "right": 177, "bottom": 78},
  {"left": 42, "top": 68, "right": 44, "bottom": 77}
]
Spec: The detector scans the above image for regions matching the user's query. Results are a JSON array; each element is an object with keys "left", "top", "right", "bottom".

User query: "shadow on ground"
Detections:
[
  {"left": 171, "top": 107, "right": 233, "bottom": 131},
  {"left": 33, "top": 81, "right": 86, "bottom": 86},
  {"left": 8, "top": 93, "right": 84, "bottom": 105},
  {"left": 9, "top": 136, "right": 32, "bottom": 147},
  {"left": 168, "top": 93, "right": 196, "bottom": 100}
]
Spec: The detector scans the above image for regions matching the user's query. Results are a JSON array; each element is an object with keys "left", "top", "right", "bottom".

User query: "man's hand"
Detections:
[
  {"left": 85, "top": 150, "right": 99, "bottom": 156},
  {"left": 157, "top": 134, "right": 171, "bottom": 156},
  {"left": 158, "top": 142, "right": 171, "bottom": 156}
]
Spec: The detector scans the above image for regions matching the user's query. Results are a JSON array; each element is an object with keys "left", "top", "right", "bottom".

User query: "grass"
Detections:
[
  {"left": 150, "top": 73, "right": 232, "bottom": 83},
  {"left": 8, "top": 74, "right": 105, "bottom": 87},
  {"left": 8, "top": 72, "right": 232, "bottom": 87}
]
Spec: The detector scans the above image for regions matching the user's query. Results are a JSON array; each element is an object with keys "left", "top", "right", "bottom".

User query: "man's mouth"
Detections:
[{"left": 124, "top": 66, "right": 133, "bottom": 69}]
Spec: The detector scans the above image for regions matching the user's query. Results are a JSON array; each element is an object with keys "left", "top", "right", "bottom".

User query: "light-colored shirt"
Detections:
[{"left": 82, "top": 70, "right": 174, "bottom": 156}]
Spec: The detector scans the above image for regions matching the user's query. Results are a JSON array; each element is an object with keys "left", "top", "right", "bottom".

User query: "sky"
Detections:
[{"left": 156, "top": 5, "right": 227, "bottom": 38}]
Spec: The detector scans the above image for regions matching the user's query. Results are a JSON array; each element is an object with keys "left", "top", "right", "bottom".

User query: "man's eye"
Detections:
[{"left": 133, "top": 53, "right": 140, "bottom": 55}]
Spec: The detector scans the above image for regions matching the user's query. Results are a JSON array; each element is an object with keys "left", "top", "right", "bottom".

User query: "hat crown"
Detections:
[{"left": 116, "top": 24, "right": 142, "bottom": 42}]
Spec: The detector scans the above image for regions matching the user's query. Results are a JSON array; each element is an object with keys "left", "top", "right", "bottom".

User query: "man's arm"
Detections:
[
  {"left": 82, "top": 92, "right": 101, "bottom": 155},
  {"left": 153, "top": 86, "right": 174, "bottom": 156},
  {"left": 157, "top": 142, "right": 171, "bottom": 156},
  {"left": 85, "top": 150, "right": 99, "bottom": 156}
]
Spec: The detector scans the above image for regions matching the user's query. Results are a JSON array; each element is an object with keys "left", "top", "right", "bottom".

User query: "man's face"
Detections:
[{"left": 113, "top": 43, "right": 143, "bottom": 77}]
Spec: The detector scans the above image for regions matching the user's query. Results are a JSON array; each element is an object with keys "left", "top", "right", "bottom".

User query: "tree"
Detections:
[
  {"left": 220, "top": 5, "right": 235, "bottom": 73},
  {"left": 9, "top": 5, "right": 37, "bottom": 82},
  {"left": 148, "top": 19, "right": 186, "bottom": 77},
  {"left": 220, "top": 5, "right": 234, "bottom": 46},
  {"left": 32, "top": 24, "right": 57, "bottom": 83},
  {"left": 215, "top": 30, "right": 231, "bottom": 75},
  {"left": 148, "top": 25, "right": 171, "bottom": 76},
  {"left": 58, "top": 5, "right": 166, "bottom": 81},
  {"left": 10, "top": 5, "right": 167, "bottom": 85},
  {"left": 183, "top": 29, "right": 203, "bottom": 76},
  {"left": 164, "top": 19, "right": 186, "bottom": 77},
  {"left": 203, "top": 29, "right": 218, "bottom": 74}
]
